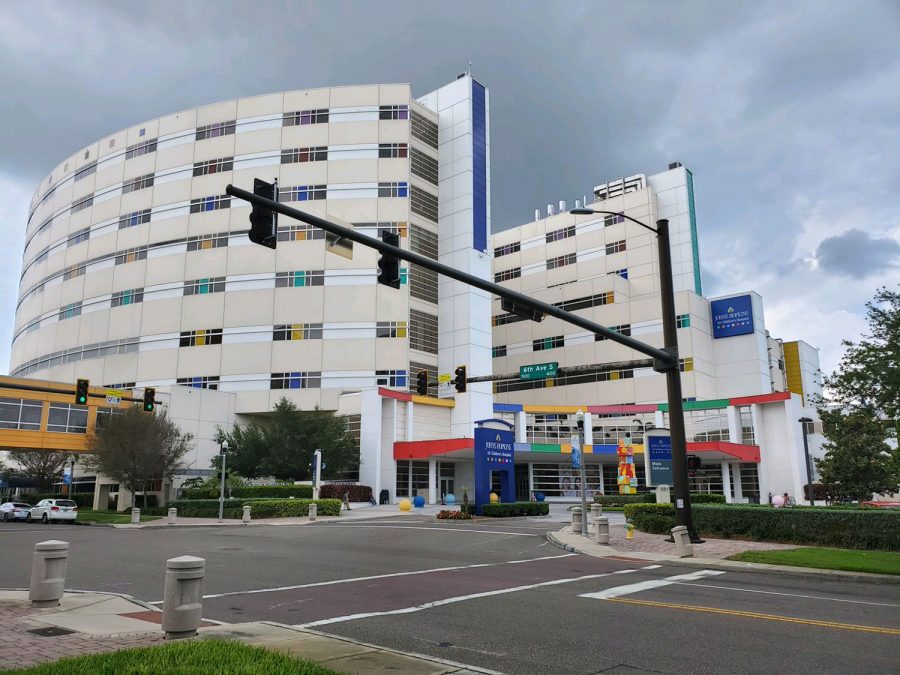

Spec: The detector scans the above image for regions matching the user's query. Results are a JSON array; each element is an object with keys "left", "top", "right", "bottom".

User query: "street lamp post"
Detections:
[
  {"left": 218, "top": 440, "right": 229, "bottom": 523},
  {"left": 575, "top": 410, "right": 588, "bottom": 535},
  {"left": 799, "top": 417, "right": 815, "bottom": 506},
  {"left": 571, "top": 208, "right": 698, "bottom": 541}
]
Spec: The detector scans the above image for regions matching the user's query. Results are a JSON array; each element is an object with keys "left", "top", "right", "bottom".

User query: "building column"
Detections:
[
  {"left": 515, "top": 410, "right": 527, "bottom": 443},
  {"left": 428, "top": 458, "right": 438, "bottom": 505},
  {"left": 406, "top": 400, "right": 414, "bottom": 441},
  {"left": 720, "top": 462, "right": 733, "bottom": 503},
  {"left": 654, "top": 409, "right": 665, "bottom": 430},
  {"left": 732, "top": 464, "right": 744, "bottom": 502},
  {"left": 583, "top": 412, "right": 594, "bottom": 446},
  {"left": 528, "top": 462, "right": 535, "bottom": 499},
  {"left": 726, "top": 405, "right": 739, "bottom": 444}
]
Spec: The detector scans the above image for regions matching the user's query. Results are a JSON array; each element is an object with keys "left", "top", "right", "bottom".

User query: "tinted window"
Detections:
[{"left": 57, "top": 500, "right": 76, "bottom": 507}]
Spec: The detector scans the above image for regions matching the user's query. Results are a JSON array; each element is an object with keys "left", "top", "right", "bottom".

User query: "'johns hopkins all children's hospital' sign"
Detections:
[{"left": 710, "top": 294, "right": 754, "bottom": 339}]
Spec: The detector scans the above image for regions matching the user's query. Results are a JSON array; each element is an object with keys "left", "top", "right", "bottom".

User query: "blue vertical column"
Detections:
[{"left": 471, "top": 80, "right": 487, "bottom": 252}]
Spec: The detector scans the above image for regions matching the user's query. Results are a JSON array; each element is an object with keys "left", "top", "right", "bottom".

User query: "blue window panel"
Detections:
[
  {"left": 618, "top": 269, "right": 629, "bottom": 280},
  {"left": 398, "top": 182, "right": 408, "bottom": 198},
  {"left": 203, "top": 196, "right": 215, "bottom": 212},
  {"left": 289, "top": 372, "right": 302, "bottom": 389},
  {"left": 471, "top": 80, "right": 488, "bottom": 252},
  {"left": 298, "top": 187, "right": 309, "bottom": 201}
]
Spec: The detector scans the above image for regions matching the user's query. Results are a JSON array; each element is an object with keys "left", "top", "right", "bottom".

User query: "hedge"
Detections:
[
  {"left": 481, "top": 502, "right": 550, "bottom": 517},
  {"left": 623, "top": 503, "right": 900, "bottom": 551},
  {"left": 318, "top": 484, "right": 373, "bottom": 501},
  {"left": 688, "top": 493, "right": 727, "bottom": 504},
  {"left": 593, "top": 493, "right": 725, "bottom": 506},
  {"left": 24, "top": 493, "right": 94, "bottom": 509},
  {"left": 143, "top": 498, "right": 342, "bottom": 519}
]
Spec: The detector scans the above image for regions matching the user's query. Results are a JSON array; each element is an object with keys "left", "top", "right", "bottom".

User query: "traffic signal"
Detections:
[
  {"left": 454, "top": 365, "right": 467, "bottom": 393},
  {"left": 75, "top": 378, "right": 89, "bottom": 405},
  {"left": 142, "top": 387, "right": 155, "bottom": 412},
  {"left": 377, "top": 230, "right": 401, "bottom": 288},
  {"left": 416, "top": 370, "right": 428, "bottom": 396},
  {"left": 248, "top": 178, "right": 278, "bottom": 249}
]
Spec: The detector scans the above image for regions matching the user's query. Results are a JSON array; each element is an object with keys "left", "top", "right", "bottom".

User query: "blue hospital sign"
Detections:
[
  {"left": 711, "top": 295, "right": 754, "bottom": 338},
  {"left": 645, "top": 430, "right": 673, "bottom": 487}
]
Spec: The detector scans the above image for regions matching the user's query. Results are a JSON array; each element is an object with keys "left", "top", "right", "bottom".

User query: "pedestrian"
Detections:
[
  {"left": 342, "top": 490, "right": 351, "bottom": 511},
  {"left": 783, "top": 492, "right": 792, "bottom": 507},
  {"left": 368, "top": 492, "right": 377, "bottom": 506}
]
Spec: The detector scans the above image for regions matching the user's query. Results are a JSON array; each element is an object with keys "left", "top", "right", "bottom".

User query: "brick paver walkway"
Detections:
[{"left": 0, "top": 600, "right": 164, "bottom": 671}]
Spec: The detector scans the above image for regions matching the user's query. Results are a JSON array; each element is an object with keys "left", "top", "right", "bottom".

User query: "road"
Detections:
[{"left": 1, "top": 517, "right": 898, "bottom": 674}]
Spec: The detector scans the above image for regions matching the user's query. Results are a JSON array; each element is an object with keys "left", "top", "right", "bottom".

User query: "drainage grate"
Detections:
[{"left": 27, "top": 626, "right": 77, "bottom": 637}]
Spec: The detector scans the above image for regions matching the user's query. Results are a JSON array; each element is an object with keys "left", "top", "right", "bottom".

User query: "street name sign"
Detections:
[{"left": 520, "top": 362, "right": 558, "bottom": 381}]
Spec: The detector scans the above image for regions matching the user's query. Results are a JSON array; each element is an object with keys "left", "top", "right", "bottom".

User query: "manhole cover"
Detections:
[{"left": 27, "top": 626, "right": 77, "bottom": 637}]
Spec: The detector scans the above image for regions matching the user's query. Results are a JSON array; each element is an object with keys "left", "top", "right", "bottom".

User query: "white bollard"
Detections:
[
  {"left": 29, "top": 540, "right": 69, "bottom": 607},
  {"left": 594, "top": 516, "right": 610, "bottom": 545},
  {"left": 131, "top": 508, "right": 140, "bottom": 524},
  {"left": 571, "top": 507, "right": 583, "bottom": 535},
  {"left": 308, "top": 503, "right": 317, "bottom": 521},
  {"left": 590, "top": 502, "right": 602, "bottom": 520},
  {"left": 242, "top": 505, "right": 251, "bottom": 524},
  {"left": 162, "top": 556, "right": 205, "bottom": 639},
  {"left": 671, "top": 525, "right": 694, "bottom": 558},
  {"left": 168, "top": 508, "right": 177, "bottom": 525}
]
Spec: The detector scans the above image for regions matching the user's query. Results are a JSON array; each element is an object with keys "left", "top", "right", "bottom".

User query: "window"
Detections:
[
  {"left": 533, "top": 335, "right": 564, "bottom": 352},
  {"left": 494, "top": 268, "right": 521, "bottom": 283},
  {"left": 546, "top": 225, "right": 575, "bottom": 243},
  {"left": 277, "top": 223, "right": 326, "bottom": 241},
  {"left": 115, "top": 247, "right": 148, "bottom": 265},
  {"left": 139, "top": 128, "right": 145, "bottom": 136},
  {"left": 604, "top": 213, "right": 625, "bottom": 226},
  {"left": 410, "top": 148, "right": 438, "bottom": 185},
  {"left": 111, "top": 288, "right": 144, "bottom": 307},
  {"left": 547, "top": 253, "right": 576, "bottom": 270},
  {"left": 493, "top": 291, "right": 615, "bottom": 326},
  {"left": 492, "top": 345, "right": 507, "bottom": 358},
  {"left": 46, "top": 403, "right": 88, "bottom": 433},
  {"left": 411, "top": 111, "right": 438, "bottom": 148},
  {"left": 275, "top": 270, "right": 324, "bottom": 287},
  {"left": 409, "top": 264, "right": 438, "bottom": 303},
  {"left": 605, "top": 240, "right": 626, "bottom": 255},
  {"left": 68, "top": 227, "right": 90, "bottom": 247},
  {"left": 96, "top": 406, "right": 125, "bottom": 428},
  {"left": 595, "top": 324, "right": 632, "bottom": 341},
  {"left": 184, "top": 277, "right": 226, "bottom": 295},
  {"left": 37, "top": 217, "right": 53, "bottom": 234},
  {"left": 196, "top": 120, "right": 235, "bottom": 140},
  {"left": 58, "top": 302, "right": 82, "bottom": 320},
  {"left": 410, "top": 186, "right": 438, "bottom": 221},
  {"left": 180, "top": 329, "right": 223, "bottom": 346},
  {"left": 676, "top": 314, "right": 691, "bottom": 328},
  {"left": 0, "top": 397, "right": 43, "bottom": 430},
  {"left": 409, "top": 309, "right": 438, "bottom": 354},
  {"left": 408, "top": 361, "right": 438, "bottom": 397},
  {"left": 193, "top": 157, "right": 234, "bottom": 175},
  {"left": 122, "top": 173, "right": 154, "bottom": 194},
  {"left": 376, "top": 222, "right": 409, "bottom": 239},
  {"left": 376, "top": 321, "right": 407, "bottom": 338},
  {"left": 279, "top": 185, "right": 326, "bottom": 202},
  {"left": 379, "top": 143, "right": 408, "bottom": 159},
  {"left": 189, "top": 194, "right": 231, "bottom": 213},
  {"left": 379, "top": 104, "right": 409, "bottom": 120},
  {"left": 378, "top": 181, "right": 408, "bottom": 198},
  {"left": 270, "top": 371, "right": 321, "bottom": 389},
  {"left": 118, "top": 209, "right": 151, "bottom": 229},
  {"left": 35, "top": 247, "right": 50, "bottom": 264},
  {"left": 376, "top": 369, "right": 407, "bottom": 387},
  {"left": 273, "top": 324, "right": 322, "bottom": 341},
  {"left": 125, "top": 138, "right": 157, "bottom": 159},
  {"left": 176, "top": 376, "right": 220, "bottom": 390},
  {"left": 73, "top": 161, "right": 97, "bottom": 182},
  {"left": 408, "top": 225, "right": 436, "bottom": 258},
  {"left": 680, "top": 357, "right": 694, "bottom": 372},
  {"left": 281, "top": 146, "right": 328, "bottom": 163},
  {"left": 494, "top": 242, "right": 520, "bottom": 257},
  {"left": 63, "top": 264, "right": 86, "bottom": 280},
  {"left": 71, "top": 195, "right": 93, "bottom": 213},
  {"left": 739, "top": 406, "right": 755, "bottom": 444},
  {"left": 187, "top": 234, "right": 228, "bottom": 251},
  {"left": 283, "top": 109, "right": 329, "bottom": 126},
  {"left": 613, "top": 268, "right": 629, "bottom": 279}
]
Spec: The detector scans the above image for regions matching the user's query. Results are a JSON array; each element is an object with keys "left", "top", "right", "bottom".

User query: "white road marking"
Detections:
[
  {"left": 298, "top": 569, "right": 635, "bottom": 628},
  {"left": 642, "top": 565, "right": 662, "bottom": 570},
  {"left": 311, "top": 524, "right": 537, "bottom": 537},
  {"left": 675, "top": 582, "right": 900, "bottom": 608},
  {"left": 146, "top": 552, "right": 579, "bottom": 604},
  {"left": 579, "top": 569, "right": 726, "bottom": 600}
]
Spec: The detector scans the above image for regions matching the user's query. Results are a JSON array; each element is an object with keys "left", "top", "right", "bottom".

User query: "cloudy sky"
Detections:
[{"left": 1, "top": 0, "right": 898, "bottom": 376}]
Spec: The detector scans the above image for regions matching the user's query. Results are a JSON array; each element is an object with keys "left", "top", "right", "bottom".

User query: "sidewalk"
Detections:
[{"left": 0, "top": 589, "right": 496, "bottom": 673}]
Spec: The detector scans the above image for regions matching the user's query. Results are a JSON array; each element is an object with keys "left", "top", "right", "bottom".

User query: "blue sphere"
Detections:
[
  {"left": 444, "top": 494, "right": 456, "bottom": 505},
  {"left": 413, "top": 495, "right": 426, "bottom": 508},
  {"left": 535, "top": 492, "right": 546, "bottom": 502}
]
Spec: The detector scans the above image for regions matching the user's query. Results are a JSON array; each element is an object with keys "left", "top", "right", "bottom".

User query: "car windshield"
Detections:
[{"left": 56, "top": 500, "right": 77, "bottom": 507}]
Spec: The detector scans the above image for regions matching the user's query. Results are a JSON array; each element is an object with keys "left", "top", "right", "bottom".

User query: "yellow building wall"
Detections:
[{"left": 782, "top": 341, "right": 805, "bottom": 405}]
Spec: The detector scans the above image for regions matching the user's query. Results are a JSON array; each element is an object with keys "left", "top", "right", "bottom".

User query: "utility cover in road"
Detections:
[{"left": 520, "top": 362, "right": 558, "bottom": 380}]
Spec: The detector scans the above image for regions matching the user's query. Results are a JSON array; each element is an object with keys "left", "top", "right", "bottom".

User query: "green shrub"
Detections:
[
  {"left": 623, "top": 503, "right": 900, "bottom": 550},
  {"left": 689, "top": 493, "right": 727, "bottom": 504},
  {"left": 231, "top": 485, "right": 313, "bottom": 499},
  {"left": 481, "top": 502, "right": 550, "bottom": 517},
  {"left": 318, "top": 485, "right": 372, "bottom": 501},
  {"left": 593, "top": 494, "right": 656, "bottom": 507},
  {"left": 143, "top": 498, "right": 341, "bottom": 518}
]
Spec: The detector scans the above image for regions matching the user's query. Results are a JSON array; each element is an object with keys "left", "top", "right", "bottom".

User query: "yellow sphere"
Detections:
[
  {"left": 489, "top": 492, "right": 499, "bottom": 503},
  {"left": 399, "top": 499, "right": 412, "bottom": 511}
]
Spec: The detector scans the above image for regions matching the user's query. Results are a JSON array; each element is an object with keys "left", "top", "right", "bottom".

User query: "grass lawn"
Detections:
[
  {"left": 0, "top": 639, "right": 337, "bottom": 674},
  {"left": 75, "top": 509, "right": 161, "bottom": 524},
  {"left": 728, "top": 547, "right": 900, "bottom": 575}
]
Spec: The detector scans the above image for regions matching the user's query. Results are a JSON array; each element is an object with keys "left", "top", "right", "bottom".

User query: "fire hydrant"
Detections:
[{"left": 625, "top": 519, "right": 635, "bottom": 540}]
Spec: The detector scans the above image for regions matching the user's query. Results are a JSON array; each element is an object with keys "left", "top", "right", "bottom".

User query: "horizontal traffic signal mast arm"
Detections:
[
  {"left": 465, "top": 358, "right": 655, "bottom": 383},
  {"left": 6, "top": 381, "right": 147, "bottom": 403},
  {"left": 225, "top": 183, "right": 678, "bottom": 370}
]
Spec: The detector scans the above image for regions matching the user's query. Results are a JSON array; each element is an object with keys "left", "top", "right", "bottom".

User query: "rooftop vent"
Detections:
[{"left": 668, "top": 162, "right": 683, "bottom": 170}]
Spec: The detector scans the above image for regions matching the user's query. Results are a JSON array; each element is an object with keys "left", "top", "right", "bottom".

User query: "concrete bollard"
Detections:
[
  {"left": 29, "top": 540, "right": 69, "bottom": 607},
  {"left": 162, "top": 556, "right": 205, "bottom": 639},
  {"left": 308, "top": 503, "right": 317, "bottom": 521},
  {"left": 168, "top": 508, "right": 177, "bottom": 525},
  {"left": 571, "top": 507, "right": 583, "bottom": 535},
  {"left": 671, "top": 525, "right": 694, "bottom": 558},
  {"left": 242, "top": 505, "right": 251, "bottom": 524},
  {"left": 590, "top": 502, "right": 602, "bottom": 520},
  {"left": 594, "top": 516, "right": 610, "bottom": 545},
  {"left": 131, "top": 508, "right": 141, "bottom": 524}
]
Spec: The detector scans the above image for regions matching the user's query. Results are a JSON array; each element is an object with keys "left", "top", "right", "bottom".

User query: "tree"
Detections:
[
  {"left": 82, "top": 406, "right": 192, "bottom": 508},
  {"left": 7, "top": 451, "right": 70, "bottom": 491},
  {"left": 217, "top": 398, "right": 358, "bottom": 480},
  {"left": 815, "top": 408, "right": 899, "bottom": 502}
]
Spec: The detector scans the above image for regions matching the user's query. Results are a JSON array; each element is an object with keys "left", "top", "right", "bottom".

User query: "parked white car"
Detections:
[
  {"left": 0, "top": 501, "right": 34, "bottom": 522},
  {"left": 29, "top": 499, "right": 78, "bottom": 524}
]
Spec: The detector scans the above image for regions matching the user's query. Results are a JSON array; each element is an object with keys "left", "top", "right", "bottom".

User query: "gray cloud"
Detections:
[{"left": 816, "top": 229, "right": 900, "bottom": 279}]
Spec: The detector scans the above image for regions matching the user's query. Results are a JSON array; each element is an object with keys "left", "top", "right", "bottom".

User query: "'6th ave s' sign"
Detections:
[{"left": 520, "top": 362, "right": 558, "bottom": 381}]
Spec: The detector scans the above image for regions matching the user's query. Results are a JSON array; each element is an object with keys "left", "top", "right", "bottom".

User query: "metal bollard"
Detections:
[
  {"left": 168, "top": 508, "right": 177, "bottom": 525},
  {"left": 671, "top": 525, "right": 694, "bottom": 558},
  {"left": 29, "top": 540, "right": 69, "bottom": 607},
  {"left": 162, "top": 556, "right": 205, "bottom": 638},
  {"left": 308, "top": 503, "right": 317, "bottom": 521},
  {"left": 594, "top": 516, "right": 610, "bottom": 545},
  {"left": 131, "top": 508, "right": 140, "bottom": 524},
  {"left": 571, "top": 507, "right": 583, "bottom": 535},
  {"left": 242, "top": 505, "right": 251, "bottom": 524}
]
